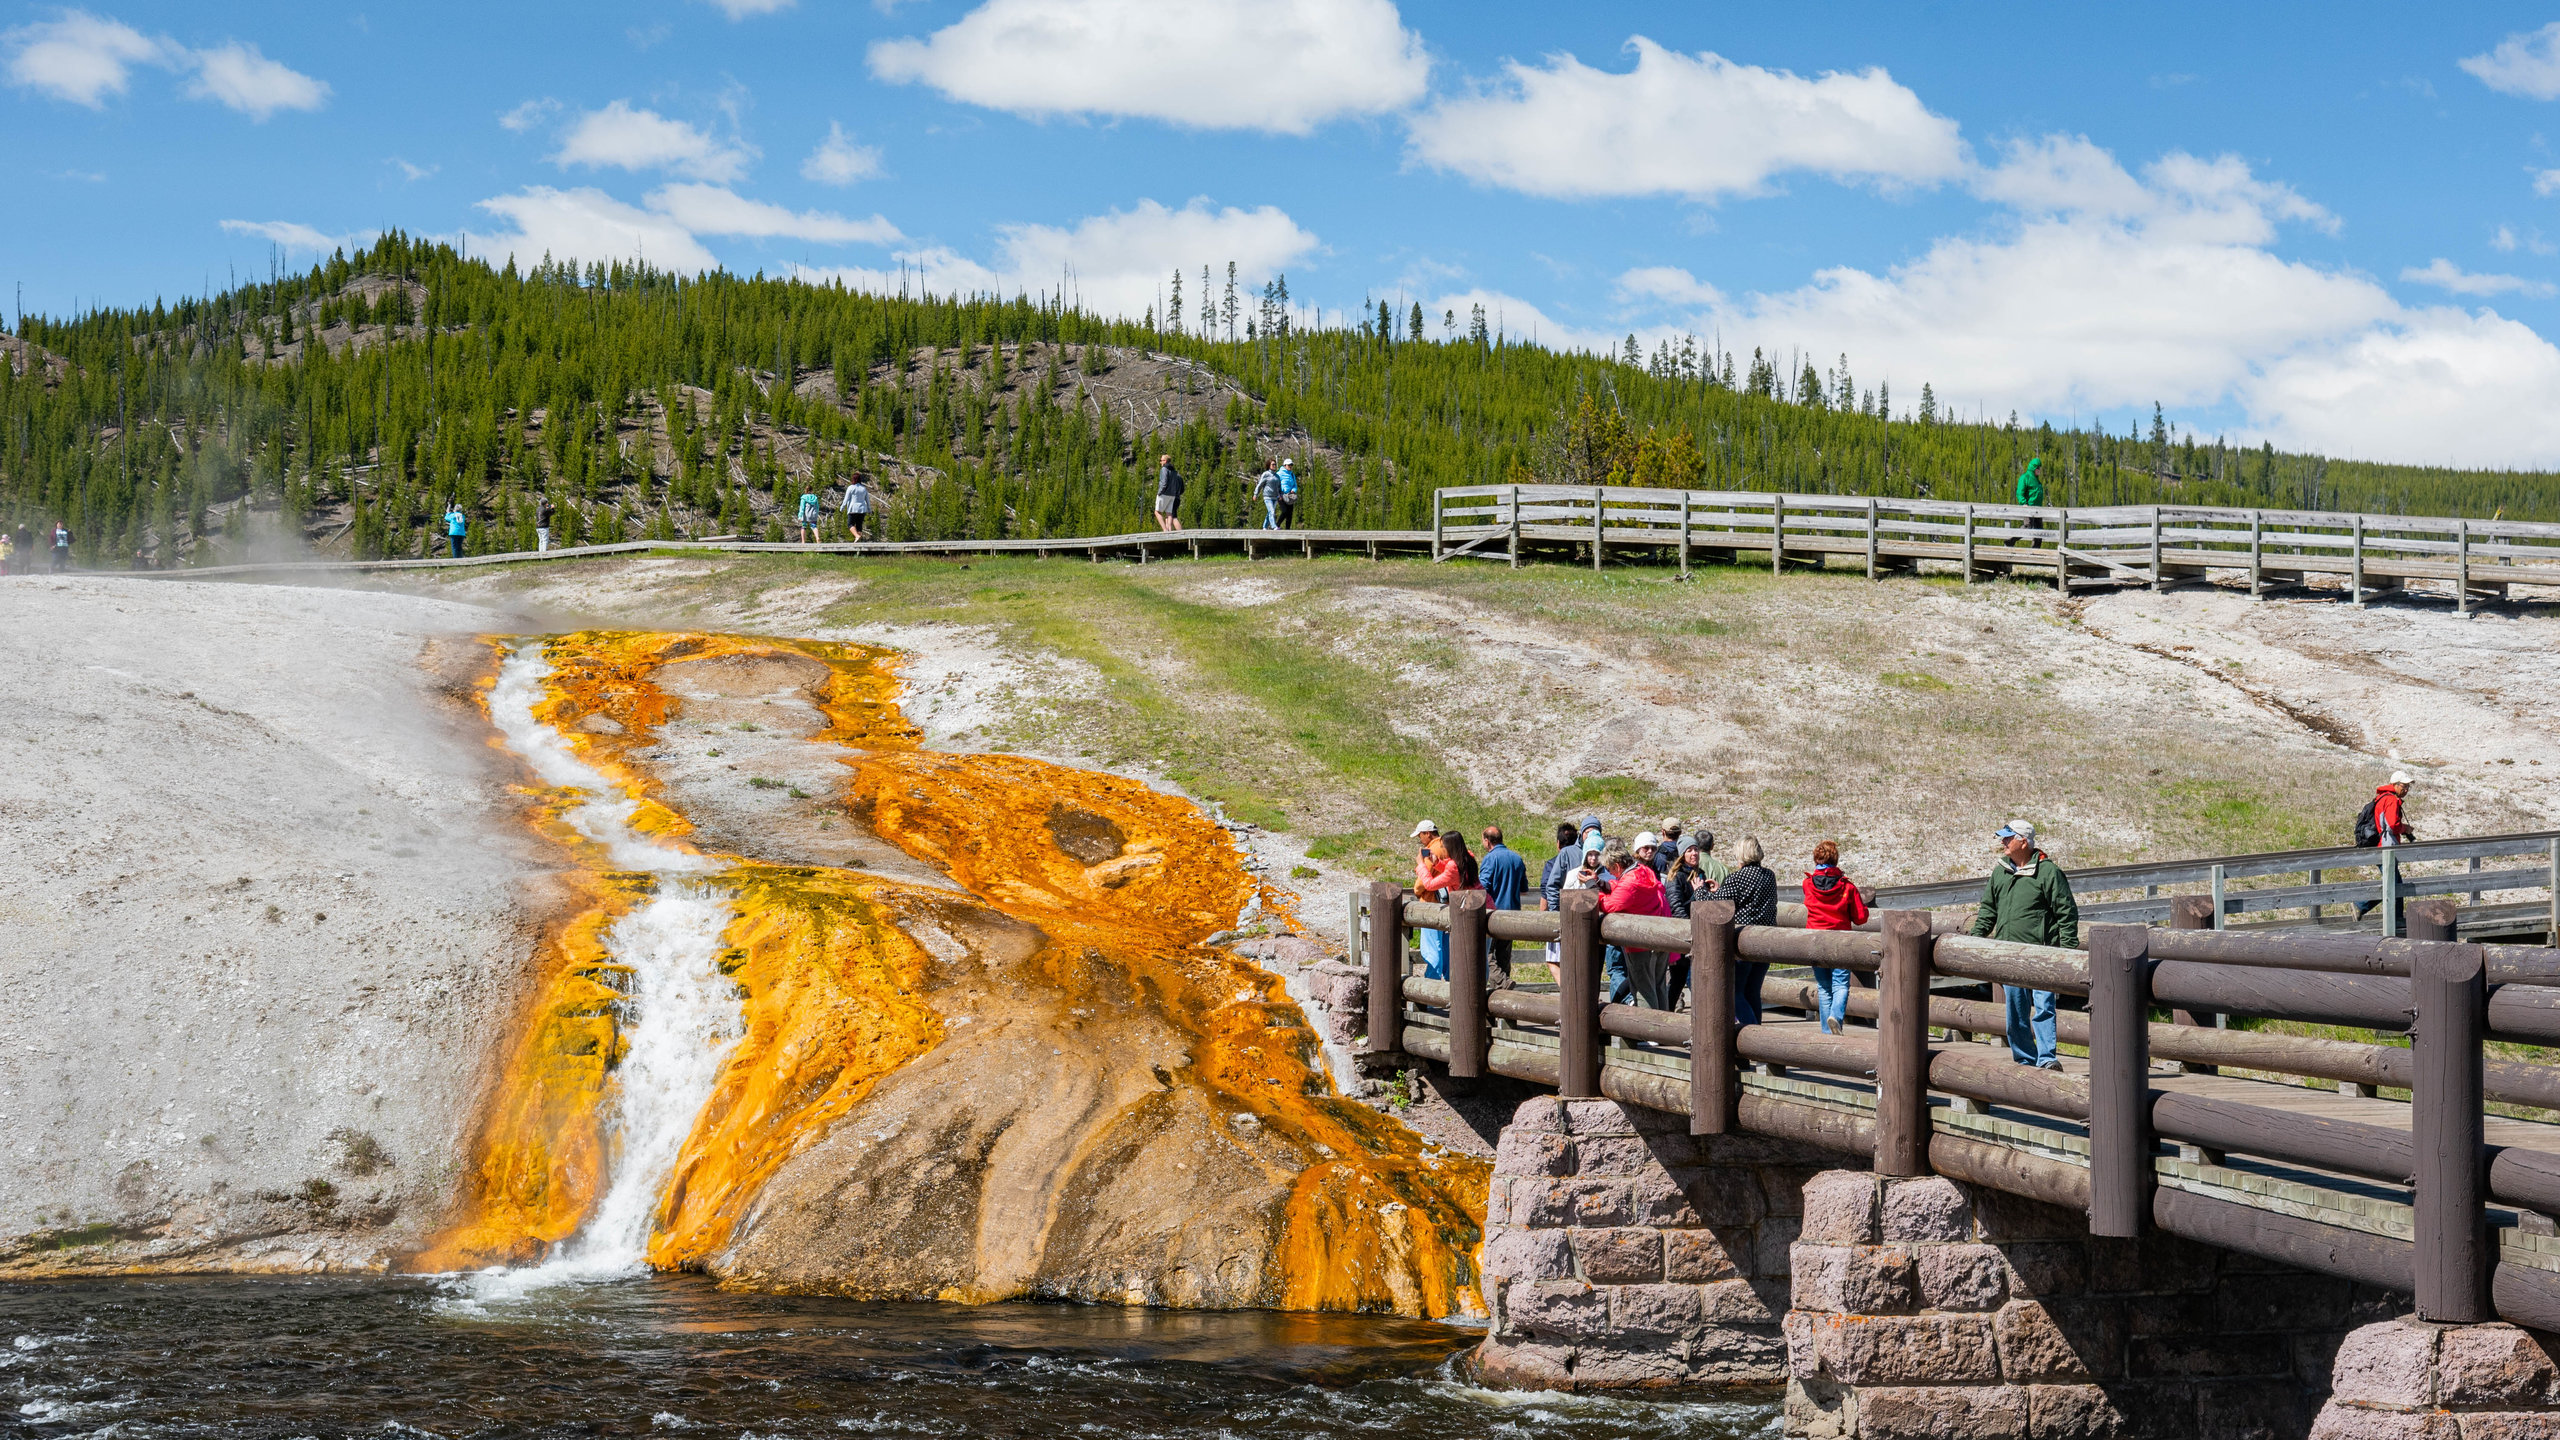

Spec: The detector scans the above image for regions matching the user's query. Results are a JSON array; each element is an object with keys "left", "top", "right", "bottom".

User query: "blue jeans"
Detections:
[
  {"left": 448, "top": 534, "right": 464, "bottom": 558},
  {"left": 1421, "top": 927, "right": 1449, "bottom": 981},
  {"left": 1815, "top": 967, "right": 1852, "bottom": 1031},
  {"left": 1262, "top": 498, "right": 1280, "bottom": 529},
  {"left": 1603, "top": 944, "right": 1631, "bottom": 1004},
  {"left": 1734, "top": 962, "right": 1769, "bottom": 1026},
  {"left": 2006, "top": 986, "right": 2058, "bottom": 1066}
]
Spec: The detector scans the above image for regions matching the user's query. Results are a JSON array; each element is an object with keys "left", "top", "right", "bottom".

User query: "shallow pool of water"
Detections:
[{"left": 1, "top": 1276, "right": 1781, "bottom": 1439}]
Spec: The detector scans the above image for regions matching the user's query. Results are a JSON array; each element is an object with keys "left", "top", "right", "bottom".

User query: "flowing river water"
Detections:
[{"left": 3, "top": 630, "right": 1782, "bottom": 1437}]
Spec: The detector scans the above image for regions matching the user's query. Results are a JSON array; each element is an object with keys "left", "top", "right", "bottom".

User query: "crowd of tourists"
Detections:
[
  {"left": 1403, "top": 776, "right": 2422, "bottom": 1069},
  {"left": 0, "top": 520, "right": 76, "bottom": 574}
]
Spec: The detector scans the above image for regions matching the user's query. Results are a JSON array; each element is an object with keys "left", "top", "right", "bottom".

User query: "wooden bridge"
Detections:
[
  {"left": 1355, "top": 878, "right": 2560, "bottom": 1334},
  {"left": 1432, "top": 485, "right": 2560, "bottom": 609}
]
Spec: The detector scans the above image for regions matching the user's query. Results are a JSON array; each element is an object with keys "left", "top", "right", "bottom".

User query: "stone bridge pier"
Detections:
[{"left": 1474, "top": 1098, "right": 2560, "bottom": 1439}]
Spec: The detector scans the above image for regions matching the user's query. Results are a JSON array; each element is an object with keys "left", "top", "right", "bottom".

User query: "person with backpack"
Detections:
[
  {"left": 50, "top": 520, "right": 73, "bottom": 572},
  {"left": 1153, "top": 454, "right": 1185, "bottom": 533},
  {"left": 843, "top": 475, "right": 874, "bottom": 542},
  {"left": 534, "top": 494, "right": 555, "bottom": 552},
  {"left": 443, "top": 503, "right": 467, "bottom": 559},
  {"left": 1275, "top": 459, "right": 1299, "bottom": 529},
  {"left": 1254, "top": 464, "right": 1283, "bottom": 530},
  {"left": 2355, "top": 773, "right": 2416, "bottom": 919},
  {"left": 1971, "top": 820, "right": 2078, "bottom": 1068},
  {"left": 1801, "top": 840, "right": 1871, "bottom": 1034},
  {"left": 796, "top": 489, "right": 822, "bottom": 544}
]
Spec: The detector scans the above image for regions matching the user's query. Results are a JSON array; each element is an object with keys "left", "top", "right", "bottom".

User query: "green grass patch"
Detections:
[
  {"left": 1880, "top": 671, "right": 1955, "bottom": 691},
  {"left": 1556, "top": 775, "right": 1662, "bottom": 811}
]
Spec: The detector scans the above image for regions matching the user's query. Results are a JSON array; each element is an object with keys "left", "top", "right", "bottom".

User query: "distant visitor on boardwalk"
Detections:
[
  {"left": 1153, "top": 454, "right": 1185, "bottom": 533},
  {"left": 1477, "top": 825, "right": 1526, "bottom": 990},
  {"left": 1801, "top": 840, "right": 1870, "bottom": 1034},
  {"left": 1971, "top": 819, "right": 2078, "bottom": 1068}
]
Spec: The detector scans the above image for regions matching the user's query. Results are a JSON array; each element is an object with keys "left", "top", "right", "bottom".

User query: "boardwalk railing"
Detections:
[
  {"left": 1355, "top": 885, "right": 2560, "bottom": 1332},
  {"left": 1432, "top": 485, "right": 2560, "bottom": 607}
]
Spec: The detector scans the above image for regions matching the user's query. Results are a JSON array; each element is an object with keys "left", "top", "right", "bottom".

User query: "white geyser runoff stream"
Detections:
[{"left": 467, "top": 641, "right": 744, "bottom": 1294}]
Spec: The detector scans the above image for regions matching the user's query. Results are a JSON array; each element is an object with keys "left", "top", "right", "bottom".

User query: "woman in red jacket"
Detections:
[
  {"left": 1599, "top": 843, "right": 1678, "bottom": 1008},
  {"left": 1414, "top": 829, "right": 1481, "bottom": 981},
  {"left": 1802, "top": 840, "right": 1869, "bottom": 1034}
]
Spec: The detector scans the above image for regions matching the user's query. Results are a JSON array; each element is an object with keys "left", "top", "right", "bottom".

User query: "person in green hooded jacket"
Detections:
[
  {"left": 1971, "top": 819, "right": 2078, "bottom": 1067},
  {"left": 2010, "top": 456, "right": 2047, "bottom": 545}
]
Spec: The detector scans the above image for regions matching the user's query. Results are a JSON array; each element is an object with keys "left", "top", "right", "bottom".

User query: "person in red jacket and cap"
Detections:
[
  {"left": 1802, "top": 840, "right": 1870, "bottom": 1033},
  {"left": 1599, "top": 841, "right": 1679, "bottom": 1008}
]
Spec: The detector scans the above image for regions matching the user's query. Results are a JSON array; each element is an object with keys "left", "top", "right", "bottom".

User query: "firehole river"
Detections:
[{"left": 5, "top": 632, "right": 1780, "bottom": 1437}]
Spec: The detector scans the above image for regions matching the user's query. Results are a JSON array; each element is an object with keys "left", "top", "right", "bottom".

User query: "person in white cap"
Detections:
[
  {"left": 1651, "top": 817, "right": 1684, "bottom": 876},
  {"left": 1275, "top": 457, "right": 1299, "bottom": 529},
  {"left": 1970, "top": 820, "right": 2079, "bottom": 1068},
  {"left": 2356, "top": 774, "right": 2415, "bottom": 921}
]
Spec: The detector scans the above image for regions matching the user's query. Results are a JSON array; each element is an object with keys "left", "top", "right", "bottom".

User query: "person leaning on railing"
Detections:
[
  {"left": 1972, "top": 820, "right": 2079, "bottom": 1069},
  {"left": 1715, "top": 837, "right": 1777, "bottom": 1025}
]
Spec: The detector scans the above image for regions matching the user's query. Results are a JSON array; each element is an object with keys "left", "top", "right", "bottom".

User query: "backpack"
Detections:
[{"left": 2353, "top": 799, "right": 2381, "bottom": 848}]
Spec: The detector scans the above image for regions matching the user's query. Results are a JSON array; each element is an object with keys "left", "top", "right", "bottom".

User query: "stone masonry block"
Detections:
[
  {"left": 2326, "top": 1321, "right": 2440, "bottom": 1411},
  {"left": 1689, "top": 1327, "right": 1789, "bottom": 1386},
  {"left": 1755, "top": 1214, "right": 1805, "bottom": 1276},
  {"left": 1472, "top": 1338, "right": 1574, "bottom": 1391},
  {"left": 1509, "top": 1094, "right": 1566, "bottom": 1135},
  {"left": 1974, "top": 1188, "right": 2091, "bottom": 1243},
  {"left": 2193, "top": 1378, "right": 2311, "bottom": 1440},
  {"left": 1672, "top": 1166, "right": 1771, "bottom": 1226},
  {"left": 1505, "top": 1279, "right": 1610, "bottom": 1341},
  {"left": 1485, "top": 1178, "right": 1516, "bottom": 1228},
  {"left": 1479, "top": 1226, "right": 1574, "bottom": 1285},
  {"left": 1570, "top": 1346, "right": 1695, "bottom": 1389},
  {"left": 1571, "top": 1179, "right": 1635, "bottom": 1227},
  {"left": 1512, "top": 1179, "right": 1576, "bottom": 1228},
  {"left": 1609, "top": 1282, "right": 1706, "bottom": 1339},
  {"left": 2437, "top": 1325, "right": 2557, "bottom": 1408},
  {"left": 1561, "top": 1099, "right": 1639, "bottom": 1136},
  {"left": 1576, "top": 1135, "right": 1667, "bottom": 1177},
  {"left": 2310, "top": 1408, "right": 2461, "bottom": 1440},
  {"left": 1635, "top": 1171, "right": 1704, "bottom": 1227},
  {"left": 1918, "top": 1245, "right": 2011, "bottom": 1313},
  {"left": 1857, "top": 1384, "right": 2029, "bottom": 1440},
  {"left": 2025, "top": 1384, "right": 2127, "bottom": 1440},
  {"left": 1788, "top": 1377, "right": 1858, "bottom": 1440},
  {"left": 1704, "top": 1277, "right": 1779, "bottom": 1325},
  {"left": 2214, "top": 1274, "right": 2352, "bottom": 1333},
  {"left": 2091, "top": 1233, "right": 2218, "bottom": 1296},
  {"left": 1996, "top": 1301, "right": 2122, "bottom": 1384},
  {"left": 1664, "top": 1228, "right": 1742, "bottom": 1283},
  {"left": 2003, "top": 1243, "right": 2090, "bottom": 1300},
  {"left": 1803, "top": 1170, "right": 1884, "bottom": 1244},
  {"left": 2126, "top": 1331, "right": 2287, "bottom": 1381},
  {"left": 1792, "top": 1243, "right": 1921, "bottom": 1316},
  {"left": 2452, "top": 1417, "right": 2560, "bottom": 1440},
  {"left": 1810, "top": 1312, "right": 2002, "bottom": 1386},
  {"left": 1764, "top": 1164, "right": 1838, "bottom": 1218},
  {"left": 1494, "top": 1129, "right": 1577, "bottom": 1178},
  {"left": 1883, "top": 1177, "right": 1974, "bottom": 1243},
  {"left": 1570, "top": 1227, "right": 1664, "bottom": 1284}
]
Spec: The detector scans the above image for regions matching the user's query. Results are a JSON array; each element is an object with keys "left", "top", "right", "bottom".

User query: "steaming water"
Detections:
[{"left": 470, "top": 642, "right": 745, "bottom": 1292}]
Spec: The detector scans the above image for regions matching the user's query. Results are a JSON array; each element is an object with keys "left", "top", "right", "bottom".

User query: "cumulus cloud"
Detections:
[
  {"left": 220, "top": 218, "right": 344, "bottom": 251},
  {"left": 184, "top": 40, "right": 327, "bottom": 119},
  {"left": 646, "top": 182, "right": 899, "bottom": 244},
  {"left": 796, "top": 197, "right": 1318, "bottom": 320},
  {"left": 465, "top": 187, "right": 721, "bottom": 272},
  {"left": 553, "top": 100, "right": 755, "bottom": 182},
  {"left": 1408, "top": 38, "right": 1964, "bottom": 200},
  {"left": 2401, "top": 258, "right": 2556, "bottom": 299},
  {"left": 801, "top": 121, "right": 883, "bottom": 185},
  {"left": 2, "top": 9, "right": 170, "bottom": 106},
  {"left": 868, "top": 0, "right": 1428, "bottom": 135},
  {"left": 701, "top": 0, "right": 794, "bottom": 15},
  {"left": 2461, "top": 22, "right": 2560, "bottom": 100},
  {"left": 1616, "top": 265, "right": 1723, "bottom": 308},
  {"left": 500, "top": 96, "right": 559, "bottom": 132}
]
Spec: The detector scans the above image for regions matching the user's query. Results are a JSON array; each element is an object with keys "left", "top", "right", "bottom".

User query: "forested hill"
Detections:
[{"left": 2, "top": 232, "right": 2551, "bottom": 566}]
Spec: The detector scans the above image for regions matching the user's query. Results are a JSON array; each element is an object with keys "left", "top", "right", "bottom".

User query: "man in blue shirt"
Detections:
[{"left": 1478, "top": 824, "right": 1528, "bottom": 990}]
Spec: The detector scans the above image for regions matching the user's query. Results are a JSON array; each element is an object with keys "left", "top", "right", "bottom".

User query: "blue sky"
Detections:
[{"left": 8, "top": 1, "right": 2560, "bottom": 467}]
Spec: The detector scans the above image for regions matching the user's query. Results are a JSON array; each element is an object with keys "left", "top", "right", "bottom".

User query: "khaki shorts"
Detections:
[{"left": 1154, "top": 496, "right": 1177, "bottom": 515}]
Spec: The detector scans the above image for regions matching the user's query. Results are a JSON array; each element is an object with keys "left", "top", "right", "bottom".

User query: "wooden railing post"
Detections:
[
  {"left": 1679, "top": 490, "right": 1693, "bottom": 578},
  {"left": 2352, "top": 513, "right": 2367, "bottom": 606},
  {"left": 2168, "top": 894, "right": 2217, "bottom": 1073},
  {"left": 1875, "top": 911, "right": 1934, "bottom": 1177},
  {"left": 2383, "top": 850, "right": 2403, "bottom": 938},
  {"left": 1447, "top": 890, "right": 1489, "bottom": 1078},
  {"left": 1771, "top": 493, "right": 1786, "bottom": 575},
  {"left": 1865, "top": 496, "right": 1879, "bottom": 581},
  {"left": 2408, "top": 899, "right": 2489, "bottom": 1322},
  {"left": 1364, "top": 881, "right": 1405, "bottom": 1063},
  {"left": 2249, "top": 509, "right": 2264, "bottom": 600},
  {"left": 2087, "top": 923, "right": 2153, "bottom": 1237},
  {"left": 2457, "top": 519, "right": 2472, "bottom": 618},
  {"left": 1590, "top": 486, "right": 1605, "bottom": 573},
  {"left": 1962, "top": 502, "right": 1976, "bottom": 583},
  {"left": 2054, "top": 507, "right": 2071, "bottom": 593},
  {"left": 1558, "top": 888, "right": 1603, "bottom": 1097},
  {"left": 1508, "top": 484, "right": 1522, "bottom": 569},
  {"left": 1689, "top": 900, "right": 1737, "bottom": 1135},
  {"left": 2149, "top": 506, "right": 2165, "bottom": 591}
]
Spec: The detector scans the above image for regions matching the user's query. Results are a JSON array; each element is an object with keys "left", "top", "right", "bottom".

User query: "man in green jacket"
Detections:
[
  {"left": 2011, "top": 456, "right": 2047, "bottom": 545},
  {"left": 1971, "top": 819, "right": 2078, "bottom": 1068}
]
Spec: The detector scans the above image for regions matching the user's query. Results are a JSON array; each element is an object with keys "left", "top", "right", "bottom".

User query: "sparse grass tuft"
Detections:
[{"left": 1880, "top": 671, "right": 1955, "bottom": 691}]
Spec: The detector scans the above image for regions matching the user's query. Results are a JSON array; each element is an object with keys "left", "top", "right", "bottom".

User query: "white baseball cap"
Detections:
[
  {"left": 2390, "top": 771, "right": 2413, "bottom": 787},
  {"left": 1411, "top": 819, "right": 1440, "bottom": 838},
  {"left": 1995, "top": 820, "right": 2036, "bottom": 843},
  {"left": 1634, "top": 831, "right": 1660, "bottom": 850}
]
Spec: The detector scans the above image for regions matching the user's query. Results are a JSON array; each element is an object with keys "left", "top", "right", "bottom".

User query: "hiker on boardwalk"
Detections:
[
  {"left": 1539, "top": 820, "right": 1580, "bottom": 971},
  {"left": 1802, "top": 841, "right": 1871, "bottom": 1034},
  {"left": 1719, "top": 837, "right": 1777, "bottom": 1024},
  {"left": 49, "top": 521, "right": 72, "bottom": 572},
  {"left": 1972, "top": 820, "right": 2078, "bottom": 1068},
  {"left": 843, "top": 475, "right": 873, "bottom": 542},
  {"left": 535, "top": 495, "right": 555, "bottom": 552},
  {"left": 1477, "top": 825, "right": 1527, "bottom": 989},
  {"left": 442, "top": 503, "right": 467, "bottom": 559},
  {"left": 2355, "top": 772, "right": 2416, "bottom": 920},
  {"left": 1598, "top": 841, "right": 1675, "bottom": 1008},
  {"left": 1254, "top": 464, "right": 1283, "bottom": 530},
  {"left": 1153, "top": 454, "right": 1186, "bottom": 533},
  {"left": 796, "top": 490, "right": 822, "bottom": 544},
  {"left": 2012, "top": 456, "right": 2047, "bottom": 542},
  {"left": 1411, "top": 824, "right": 1479, "bottom": 982},
  {"left": 1275, "top": 459, "right": 1299, "bottom": 529}
]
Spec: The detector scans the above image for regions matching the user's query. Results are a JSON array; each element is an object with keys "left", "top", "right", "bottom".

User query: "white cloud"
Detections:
[
  {"left": 2495, "top": 225, "right": 2520, "bottom": 253},
  {"left": 500, "top": 96, "right": 559, "bottom": 132},
  {"left": 2461, "top": 22, "right": 2560, "bottom": 100},
  {"left": 390, "top": 157, "right": 436, "bottom": 182},
  {"left": 3, "top": 10, "right": 172, "bottom": 107},
  {"left": 2536, "top": 168, "right": 2560, "bottom": 197},
  {"left": 801, "top": 121, "right": 882, "bottom": 185},
  {"left": 1616, "top": 265, "right": 1724, "bottom": 308},
  {"left": 702, "top": 0, "right": 794, "bottom": 15},
  {"left": 646, "top": 183, "right": 899, "bottom": 244},
  {"left": 2401, "top": 258, "right": 2557, "bottom": 299},
  {"left": 465, "top": 186, "right": 720, "bottom": 272},
  {"left": 220, "top": 218, "right": 343, "bottom": 251},
  {"left": 868, "top": 0, "right": 1428, "bottom": 135},
  {"left": 553, "top": 100, "right": 755, "bottom": 182},
  {"left": 1408, "top": 38, "right": 1964, "bottom": 200},
  {"left": 184, "top": 40, "right": 326, "bottom": 119},
  {"left": 795, "top": 197, "right": 1318, "bottom": 320},
  {"left": 2245, "top": 308, "right": 2560, "bottom": 464}
]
